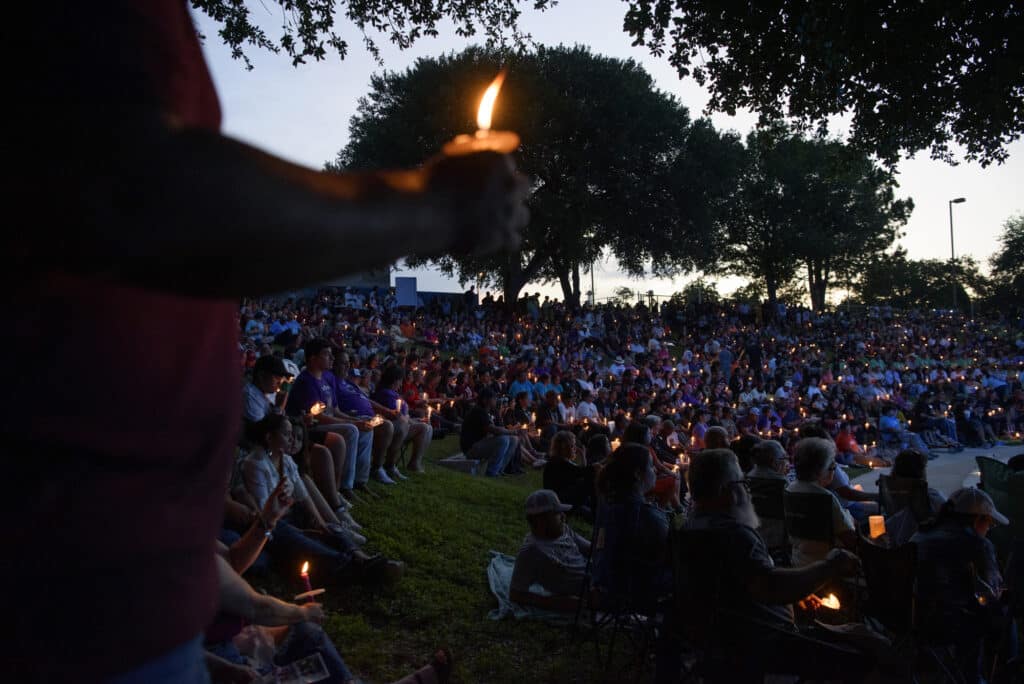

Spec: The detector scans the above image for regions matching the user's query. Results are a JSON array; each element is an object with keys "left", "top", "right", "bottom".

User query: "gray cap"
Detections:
[
  {"left": 949, "top": 487, "right": 1009, "bottom": 525},
  {"left": 525, "top": 489, "right": 572, "bottom": 516}
]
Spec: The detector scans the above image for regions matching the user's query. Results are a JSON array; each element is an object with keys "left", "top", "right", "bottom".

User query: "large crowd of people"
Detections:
[{"left": 232, "top": 286, "right": 1024, "bottom": 682}]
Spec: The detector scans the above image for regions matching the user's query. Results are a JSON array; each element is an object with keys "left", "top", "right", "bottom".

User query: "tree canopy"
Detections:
[
  {"left": 332, "top": 45, "right": 738, "bottom": 306},
  {"left": 854, "top": 250, "right": 987, "bottom": 312},
  {"left": 989, "top": 213, "right": 1024, "bottom": 307},
  {"left": 622, "top": 0, "right": 1024, "bottom": 166},
  {"left": 190, "top": 0, "right": 555, "bottom": 68},
  {"left": 718, "top": 124, "right": 911, "bottom": 310}
]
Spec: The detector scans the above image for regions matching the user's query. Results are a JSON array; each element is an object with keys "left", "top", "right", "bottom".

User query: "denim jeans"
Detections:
[
  {"left": 268, "top": 516, "right": 355, "bottom": 574},
  {"left": 332, "top": 423, "right": 373, "bottom": 490},
  {"left": 469, "top": 435, "right": 517, "bottom": 476},
  {"left": 209, "top": 623, "right": 353, "bottom": 684},
  {"left": 107, "top": 634, "right": 208, "bottom": 684}
]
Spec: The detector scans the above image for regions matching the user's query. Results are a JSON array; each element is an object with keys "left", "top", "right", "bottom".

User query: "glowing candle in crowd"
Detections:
[
  {"left": 443, "top": 70, "right": 520, "bottom": 156},
  {"left": 396, "top": 398, "right": 403, "bottom": 414},
  {"left": 310, "top": 402, "right": 325, "bottom": 416},
  {"left": 820, "top": 593, "right": 841, "bottom": 610},
  {"left": 869, "top": 515, "right": 886, "bottom": 539},
  {"left": 300, "top": 562, "right": 313, "bottom": 594}
]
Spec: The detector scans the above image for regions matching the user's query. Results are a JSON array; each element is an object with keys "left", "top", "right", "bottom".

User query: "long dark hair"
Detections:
[
  {"left": 597, "top": 443, "right": 650, "bottom": 501},
  {"left": 246, "top": 413, "right": 288, "bottom": 449}
]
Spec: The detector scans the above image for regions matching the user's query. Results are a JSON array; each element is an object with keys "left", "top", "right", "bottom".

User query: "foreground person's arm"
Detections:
[
  {"left": 747, "top": 548, "right": 860, "bottom": 606},
  {"left": 46, "top": 122, "right": 527, "bottom": 297},
  {"left": 216, "top": 555, "right": 323, "bottom": 626}
]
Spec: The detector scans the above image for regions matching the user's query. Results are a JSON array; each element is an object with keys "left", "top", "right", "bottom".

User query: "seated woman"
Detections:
[
  {"left": 542, "top": 431, "right": 594, "bottom": 515},
  {"left": 623, "top": 422, "right": 681, "bottom": 511},
  {"left": 785, "top": 437, "right": 856, "bottom": 567},
  {"left": 885, "top": 448, "right": 947, "bottom": 547},
  {"left": 592, "top": 444, "right": 671, "bottom": 610},
  {"left": 242, "top": 414, "right": 402, "bottom": 586}
]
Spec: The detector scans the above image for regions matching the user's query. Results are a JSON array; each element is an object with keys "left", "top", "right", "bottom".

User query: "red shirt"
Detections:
[{"left": 6, "top": 2, "right": 237, "bottom": 679}]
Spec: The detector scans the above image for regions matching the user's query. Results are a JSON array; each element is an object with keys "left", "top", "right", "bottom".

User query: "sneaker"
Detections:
[
  {"left": 373, "top": 467, "right": 397, "bottom": 485},
  {"left": 354, "top": 482, "right": 382, "bottom": 499},
  {"left": 386, "top": 466, "right": 408, "bottom": 481},
  {"left": 338, "top": 509, "right": 363, "bottom": 531}
]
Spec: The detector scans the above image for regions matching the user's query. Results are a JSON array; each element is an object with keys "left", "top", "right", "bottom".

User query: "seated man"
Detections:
[
  {"left": 677, "top": 449, "right": 871, "bottom": 683},
  {"left": 786, "top": 437, "right": 857, "bottom": 567},
  {"left": 912, "top": 488, "right": 1013, "bottom": 682},
  {"left": 878, "top": 406, "right": 934, "bottom": 459},
  {"left": 460, "top": 388, "right": 520, "bottom": 476},
  {"left": 510, "top": 490, "right": 591, "bottom": 612}
]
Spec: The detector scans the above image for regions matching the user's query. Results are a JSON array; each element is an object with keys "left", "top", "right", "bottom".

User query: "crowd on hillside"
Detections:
[{"left": 228, "top": 286, "right": 1024, "bottom": 681}]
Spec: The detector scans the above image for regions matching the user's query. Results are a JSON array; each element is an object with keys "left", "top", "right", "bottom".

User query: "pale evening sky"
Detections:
[{"left": 194, "top": 0, "right": 1023, "bottom": 301}]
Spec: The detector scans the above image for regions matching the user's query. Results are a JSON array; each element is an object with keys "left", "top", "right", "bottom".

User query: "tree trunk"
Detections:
[
  {"left": 555, "top": 259, "right": 583, "bottom": 309},
  {"left": 765, "top": 273, "right": 778, "bottom": 306},
  {"left": 570, "top": 263, "right": 581, "bottom": 309},
  {"left": 807, "top": 260, "right": 829, "bottom": 312},
  {"left": 502, "top": 251, "right": 547, "bottom": 310}
]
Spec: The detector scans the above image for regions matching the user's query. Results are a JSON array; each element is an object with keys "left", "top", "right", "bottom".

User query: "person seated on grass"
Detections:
[
  {"left": 242, "top": 414, "right": 403, "bottom": 586},
  {"left": 878, "top": 405, "right": 934, "bottom": 459},
  {"left": 801, "top": 423, "right": 879, "bottom": 523},
  {"left": 245, "top": 353, "right": 354, "bottom": 520},
  {"left": 510, "top": 489, "right": 591, "bottom": 612},
  {"left": 287, "top": 339, "right": 374, "bottom": 501},
  {"left": 673, "top": 448, "right": 873, "bottom": 683},
  {"left": 592, "top": 444, "right": 671, "bottom": 610},
  {"left": 834, "top": 421, "right": 890, "bottom": 467},
  {"left": 209, "top": 520, "right": 454, "bottom": 684},
  {"left": 884, "top": 448, "right": 947, "bottom": 547},
  {"left": 460, "top": 388, "right": 522, "bottom": 476},
  {"left": 542, "top": 431, "right": 594, "bottom": 516},
  {"left": 500, "top": 391, "right": 547, "bottom": 468},
  {"left": 330, "top": 350, "right": 400, "bottom": 494},
  {"left": 911, "top": 488, "right": 1015, "bottom": 683},
  {"left": 372, "top": 365, "right": 433, "bottom": 481},
  {"left": 786, "top": 437, "right": 857, "bottom": 567}
]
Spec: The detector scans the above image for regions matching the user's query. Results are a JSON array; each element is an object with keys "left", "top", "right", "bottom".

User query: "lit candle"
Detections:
[
  {"left": 869, "top": 515, "right": 886, "bottom": 539},
  {"left": 310, "top": 402, "right": 325, "bottom": 416},
  {"left": 443, "top": 70, "right": 520, "bottom": 156},
  {"left": 300, "top": 561, "right": 313, "bottom": 594},
  {"left": 820, "top": 593, "right": 841, "bottom": 610}
]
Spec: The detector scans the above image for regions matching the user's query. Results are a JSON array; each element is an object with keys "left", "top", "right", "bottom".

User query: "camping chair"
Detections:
[
  {"left": 859, "top": 534, "right": 917, "bottom": 669},
  {"left": 783, "top": 490, "right": 836, "bottom": 546},
  {"left": 975, "top": 456, "right": 1011, "bottom": 513},
  {"left": 572, "top": 503, "right": 664, "bottom": 681},
  {"left": 878, "top": 475, "right": 933, "bottom": 522},
  {"left": 748, "top": 477, "right": 788, "bottom": 556},
  {"left": 670, "top": 526, "right": 862, "bottom": 682}
]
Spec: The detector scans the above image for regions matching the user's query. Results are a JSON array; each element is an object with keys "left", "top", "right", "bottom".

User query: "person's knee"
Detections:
[
  {"left": 311, "top": 443, "right": 332, "bottom": 465},
  {"left": 377, "top": 421, "right": 394, "bottom": 443}
]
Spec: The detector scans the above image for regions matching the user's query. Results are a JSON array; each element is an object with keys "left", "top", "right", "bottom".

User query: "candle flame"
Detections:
[
  {"left": 821, "top": 593, "right": 840, "bottom": 610},
  {"left": 301, "top": 561, "right": 309, "bottom": 576},
  {"left": 476, "top": 70, "right": 507, "bottom": 131}
]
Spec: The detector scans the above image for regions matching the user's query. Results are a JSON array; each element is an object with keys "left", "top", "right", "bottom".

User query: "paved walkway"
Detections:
[{"left": 850, "top": 443, "right": 1022, "bottom": 497}]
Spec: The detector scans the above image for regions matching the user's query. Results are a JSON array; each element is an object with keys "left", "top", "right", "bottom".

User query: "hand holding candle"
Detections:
[{"left": 443, "top": 71, "right": 520, "bottom": 156}]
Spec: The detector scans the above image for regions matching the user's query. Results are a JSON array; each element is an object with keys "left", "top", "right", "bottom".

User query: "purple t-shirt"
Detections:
[
  {"left": 334, "top": 374, "right": 374, "bottom": 416},
  {"left": 286, "top": 369, "right": 335, "bottom": 416},
  {"left": 372, "top": 387, "right": 407, "bottom": 415}
]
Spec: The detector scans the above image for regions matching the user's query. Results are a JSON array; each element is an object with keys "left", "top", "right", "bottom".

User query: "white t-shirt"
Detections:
[{"left": 575, "top": 400, "right": 599, "bottom": 420}]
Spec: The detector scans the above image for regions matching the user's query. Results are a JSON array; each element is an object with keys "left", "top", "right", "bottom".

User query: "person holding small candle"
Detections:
[
  {"left": 674, "top": 449, "right": 874, "bottom": 683},
  {"left": 786, "top": 437, "right": 858, "bottom": 567},
  {"left": 373, "top": 365, "right": 433, "bottom": 479},
  {"left": 911, "top": 487, "right": 1014, "bottom": 682}
]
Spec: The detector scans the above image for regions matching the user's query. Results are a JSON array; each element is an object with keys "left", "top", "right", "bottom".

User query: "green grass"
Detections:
[{"left": 272, "top": 437, "right": 603, "bottom": 683}]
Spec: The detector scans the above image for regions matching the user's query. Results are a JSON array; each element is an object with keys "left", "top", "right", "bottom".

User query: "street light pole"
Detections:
[{"left": 948, "top": 197, "right": 966, "bottom": 311}]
